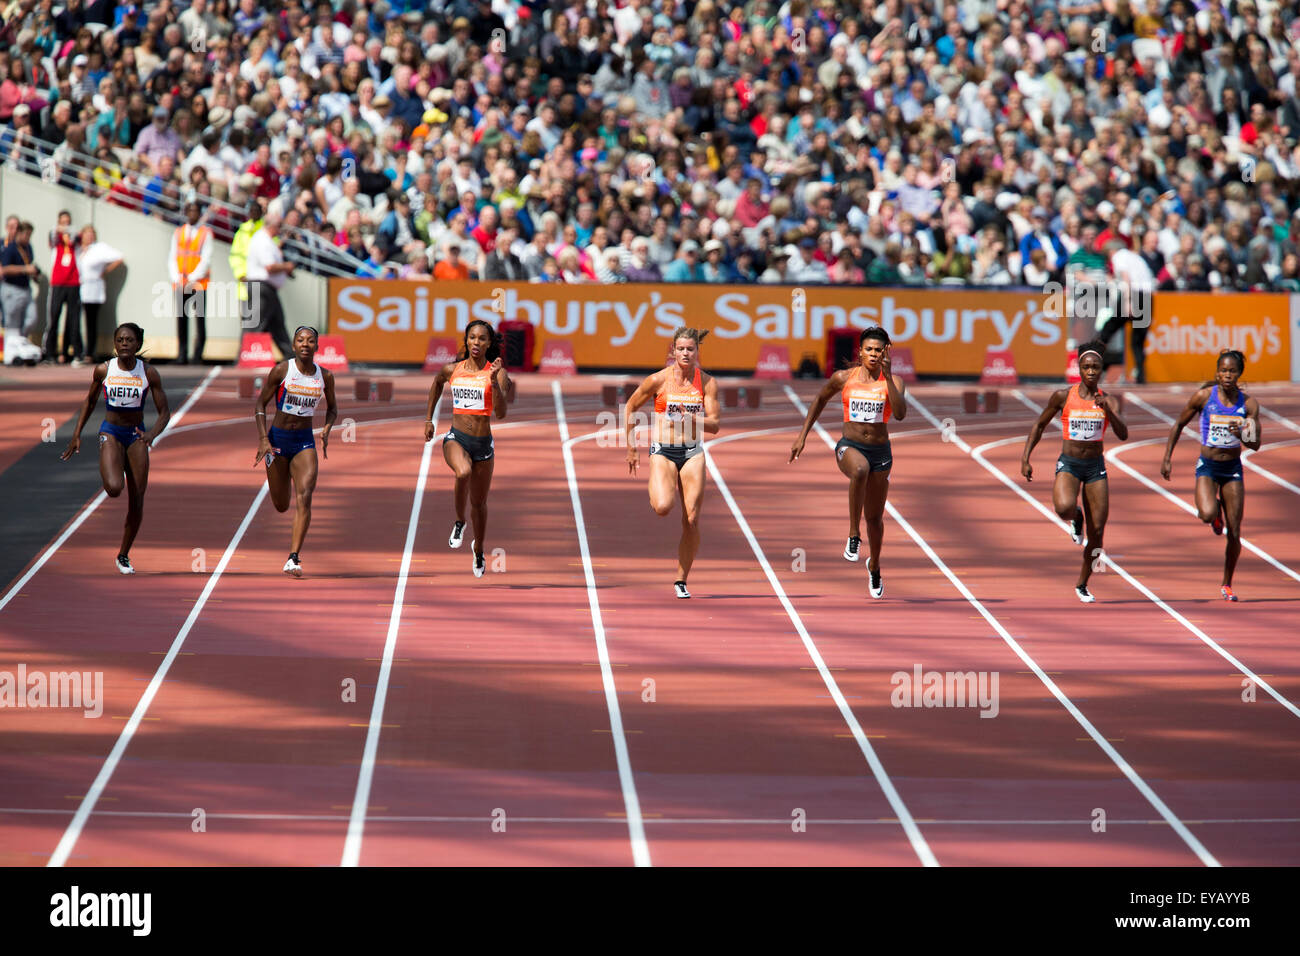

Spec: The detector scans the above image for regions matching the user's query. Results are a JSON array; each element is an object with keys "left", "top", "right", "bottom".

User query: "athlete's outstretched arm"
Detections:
[
  {"left": 424, "top": 362, "right": 453, "bottom": 441},
  {"left": 790, "top": 370, "right": 848, "bottom": 462},
  {"left": 1020, "top": 388, "right": 1067, "bottom": 481},
  {"left": 142, "top": 365, "right": 171, "bottom": 445},
  {"left": 624, "top": 370, "right": 661, "bottom": 475},
  {"left": 60, "top": 363, "right": 107, "bottom": 461},
  {"left": 1160, "top": 388, "right": 1208, "bottom": 480},
  {"left": 320, "top": 369, "right": 338, "bottom": 460}
]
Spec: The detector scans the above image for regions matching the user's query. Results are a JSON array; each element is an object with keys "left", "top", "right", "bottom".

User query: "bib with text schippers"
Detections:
[
  {"left": 654, "top": 368, "right": 705, "bottom": 422},
  {"left": 275, "top": 360, "right": 324, "bottom": 418},
  {"left": 103, "top": 358, "right": 149, "bottom": 411}
]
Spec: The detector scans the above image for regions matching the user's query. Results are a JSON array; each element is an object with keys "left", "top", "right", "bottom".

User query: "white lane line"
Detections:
[
  {"left": 703, "top": 425, "right": 939, "bottom": 867},
  {"left": 1127, "top": 390, "right": 1300, "bottom": 493},
  {"left": 832, "top": 387, "right": 1220, "bottom": 865},
  {"left": 340, "top": 399, "right": 440, "bottom": 868},
  {"left": 982, "top": 434, "right": 1300, "bottom": 720},
  {"left": 1261, "top": 406, "right": 1300, "bottom": 435},
  {"left": 552, "top": 381, "right": 650, "bottom": 868},
  {"left": 1242, "top": 439, "right": 1300, "bottom": 495},
  {"left": 9, "top": 807, "right": 1298, "bottom": 826},
  {"left": 47, "top": 479, "right": 268, "bottom": 867},
  {"left": 917, "top": 390, "right": 1300, "bottom": 721},
  {"left": 1, "top": 366, "right": 221, "bottom": 613},
  {"left": 1107, "top": 396, "right": 1300, "bottom": 586}
]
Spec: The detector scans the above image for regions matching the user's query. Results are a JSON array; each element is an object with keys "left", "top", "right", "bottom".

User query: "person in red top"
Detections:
[
  {"left": 790, "top": 327, "right": 908, "bottom": 600},
  {"left": 423, "top": 319, "right": 509, "bottom": 578},
  {"left": 623, "top": 327, "right": 722, "bottom": 599},
  {"left": 245, "top": 141, "right": 282, "bottom": 202},
  {"left": 1020, "top": 340, "right": 1129, "bottom": 603},
  {"left": 44, "top": 211, "right": 83, "bottom": 364}
]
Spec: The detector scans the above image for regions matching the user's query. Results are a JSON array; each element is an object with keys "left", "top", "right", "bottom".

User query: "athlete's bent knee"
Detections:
[{"left": 651, "top": 499, "right": 673, "bottom": 517}]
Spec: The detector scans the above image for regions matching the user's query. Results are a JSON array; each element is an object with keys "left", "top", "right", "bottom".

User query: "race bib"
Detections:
[
  {"left": 849, "top": 397, "right": 886, "bottom": 423},
  {"left": 1067, "top": 410, "right": 1105, "bottom": 442},
  {"left": 665, "top": 401, "right": 701, "bottom": 421},
  {"left": 452, "top": 384, "right": 486, "bottom": 411},
  {"left": 61, "top": 251, "right": 71, "bottom": 267},
  {"left": 1207, "top": 413, "right": 1242, "bottom": 448}
]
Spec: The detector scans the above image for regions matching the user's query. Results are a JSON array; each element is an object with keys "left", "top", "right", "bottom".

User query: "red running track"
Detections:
[{"left": 1, "top": 370, "right": 1297, "bottom": 865}]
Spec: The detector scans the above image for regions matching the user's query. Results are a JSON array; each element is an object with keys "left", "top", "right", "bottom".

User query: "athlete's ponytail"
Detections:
[
  {"left": 458, "top": 319, "right": 502, "bottom": 363},
  {"left": 670, "top": 326, "right": 710, "bottom": 346}
]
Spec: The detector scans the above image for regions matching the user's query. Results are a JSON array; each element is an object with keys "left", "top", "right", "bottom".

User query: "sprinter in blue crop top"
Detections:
[{"left": 1160, "top": 350, "right": 1262, "bottom": 602}]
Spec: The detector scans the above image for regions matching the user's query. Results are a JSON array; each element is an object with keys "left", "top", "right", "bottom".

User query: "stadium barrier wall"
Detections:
[
  {"left": 327, "top": 278, "right": 1299, "bottom": 381},
  {"left": 0, "top": 166, "right": 327, "bottom": 361},
  {"left": 327, "top": 278, "right": 1065, "bottom": 375}
]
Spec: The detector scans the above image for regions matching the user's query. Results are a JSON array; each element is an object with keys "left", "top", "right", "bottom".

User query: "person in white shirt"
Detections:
[
  {"left": 244, "top": 211, "right": 296, "bottom": 360},
  {"left": 75, "top": 226, "right": 124, "bottom": 364}
]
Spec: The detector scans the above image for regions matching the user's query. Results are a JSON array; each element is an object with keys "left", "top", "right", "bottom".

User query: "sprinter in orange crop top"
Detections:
[
  {"left": 1021, "top": 339, "right": 1128, "bottom": 604},
  {"left": 790, "top": 326, "right": 908, "bottom": 600},
  {"left": 622, "top": 326, "right": 721, "bottom": 599},
  {"left": 424, "top": 319, "right": 509, "bottom": 579}
]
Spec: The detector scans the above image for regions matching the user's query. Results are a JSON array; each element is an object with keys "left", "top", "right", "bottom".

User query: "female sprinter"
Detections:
[
  {"left": 60, "top": 322, "right": 171, "bottom": 573},
  {"left": 624, "top": 327, "right": 721, "bottom": 598},
  {"left": 790, "top": 326, "right": 907, "bottom": 599},
  {"left": 254, "top": 326, "right": 338, "bottom": 577},
  {"left": 1020, "top": 340, "right": 1129, "bottom": 602},
  {"left": 1159, "top": 349, "right": 1261, "bottom": 601},
  {"left": 423, "top": 319, "right": 508, "bottom": 577}
]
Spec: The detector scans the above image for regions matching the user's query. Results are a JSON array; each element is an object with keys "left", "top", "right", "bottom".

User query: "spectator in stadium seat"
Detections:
[
  {"left": 1019, "top": 207, "right": 1069, "bottom": 277},
  {"left": 135, "top": 105, "right": 182, "bottom": 175},
  {"left": 433, "top": 244, "right": 470, "bottom": 282},
  {"left": 662, "top": 240, "right": 702, "bottom": 283}
]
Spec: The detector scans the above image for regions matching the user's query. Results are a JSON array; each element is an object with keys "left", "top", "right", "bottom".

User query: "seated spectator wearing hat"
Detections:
[
  {"left": 1019, "top": 206, "right": 1068, "bottom": 276},
  {"left": 377, "top": 191, "right": 425, "bottom": 260},
  {"left": 700, "top": 239, "right": 729, "bottom": 282},
  {"left": 433, "top": 244, "right": 470, "bottom": 282},
  {"left": 759, "top": 245, "right": 792, "bottom": 284},
  {"left": 662, "top": 240, "right": 704, "bottom": 282},
  {"left": 135, "top": 105, "right": 182, "bottom": 175}
]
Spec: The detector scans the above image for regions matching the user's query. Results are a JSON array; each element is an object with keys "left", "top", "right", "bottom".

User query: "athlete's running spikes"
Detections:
[
  {"left": 674, "top": 580, "right": 691, "bottom": 599},
  {"left": 283, "top": 554, "right": 302, "bottom": 578},
  {"left": 449, "top": 520, "right": 466, "bottom": 548},
  {"left": 1075, "top": 585, "right": 1095, "bottom": 603},
  {"left": 116, "top": 554, "right": 135, "bottom": 575},
  {"left": 1070, "top": 512, "right": 1084, "bottom": 545},
  {"left": 868, "top": 563, "right": 884, "bottom": 599},
  {"left": 843, "top": 535, "right": 861, "bottom": 561},
  {"left": 1221, "top": 585, "right": 1238, "bottom": 602},
  {"left": 472, "top": 541, "right": 485, "bottom": 578},
  {"left": 1211, "top": 512, "right": 1224, "bottom": 535}
]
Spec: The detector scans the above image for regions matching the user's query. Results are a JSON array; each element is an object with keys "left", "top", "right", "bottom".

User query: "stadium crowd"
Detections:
[{"left": 3, "top": 0, "right": 1300, "bottom": 296}]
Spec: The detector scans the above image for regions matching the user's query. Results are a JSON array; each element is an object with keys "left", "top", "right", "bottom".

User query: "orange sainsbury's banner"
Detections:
[
  {"left": 1143, "top": 293, "right": 1291, "bottom": 383},
  {"left": 327, "top": 279, "right": 1065, "bottom": 375}
]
